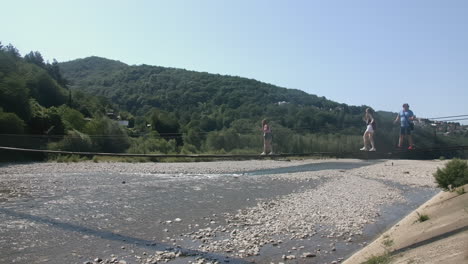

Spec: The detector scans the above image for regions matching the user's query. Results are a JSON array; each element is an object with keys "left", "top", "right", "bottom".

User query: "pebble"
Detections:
[{"left": 302, "top": 252, "right": 317, "bottom": 258}]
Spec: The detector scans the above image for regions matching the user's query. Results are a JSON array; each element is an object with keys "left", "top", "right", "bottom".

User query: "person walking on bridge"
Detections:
[
  {"left": 261, "top": 119, "right": 273, "bottom": 155},
  {"left": 394, "top": 103, "right": 416, "bottom": 149},
  {"left": 360, "top": 108, "right": 376, "bottom": 151}
]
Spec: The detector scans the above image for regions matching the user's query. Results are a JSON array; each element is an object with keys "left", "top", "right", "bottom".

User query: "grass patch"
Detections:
[
  {"left": 382, "top": 238, "right": 394, "bottom": 248},
  {"left": 363, "top": 234, "right": 395, "bottom": 264},
  {"left": 48, "top": 154, "right": 90, "bottom": 163},
  {"left": 456, "top": 187, "right": 466, "bottom": 195},
  {"left": 361, "top": 254, "right": 392, "bottom": 264},
  {"left": 415, "top": 211, "right": 430, "bottom": 223},
  {"left": 91, "top": 156, "right": 151, "bottom": 163}
]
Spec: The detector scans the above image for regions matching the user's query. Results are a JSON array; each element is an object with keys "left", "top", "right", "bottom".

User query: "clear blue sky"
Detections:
[{"left": 2, "top": 0, "right": 467, "bottom": 123}]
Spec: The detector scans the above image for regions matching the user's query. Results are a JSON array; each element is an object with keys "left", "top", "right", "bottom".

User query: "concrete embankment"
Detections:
[{"left": 344, "top": 184, "right": 468, "bottom": 264}]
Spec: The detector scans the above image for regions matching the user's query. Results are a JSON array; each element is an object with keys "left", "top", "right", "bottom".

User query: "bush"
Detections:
[
  {"left": 434, "top": 159, "right": 468, "bottom": 191},
  {"left": 48, "top": 154, "right": 88, "bottom": 163},
  {"left": 57, "top": 105, "right": 86, "bottom": 131},
  {"left": 127, "top": 134, "right": 177, "bottom": 154},
  {"left": 84, "top": 116, "right": 130, "bottom": 153},
  {"left": 49, "top": 130, "right": 94, "bottom": 152},
  {"left": 180, "top": 143, "right": 198, "bottom": 154},
  {"left": 0, "top": 111, "right": 25, "bottom": 134}
]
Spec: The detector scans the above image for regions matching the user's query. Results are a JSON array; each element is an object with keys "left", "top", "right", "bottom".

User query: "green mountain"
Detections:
[
  {"left": 1, "top": 42, "right": 465, "bottom": 158},
  {"left": 59, "top": 56, "right": 407, "bottom": 154},
  {"left": 59, "top": 56, "right": 367, "bottom": 133},
  {"left": 59, "top": 56, "right": 468, "bottom": 157}
]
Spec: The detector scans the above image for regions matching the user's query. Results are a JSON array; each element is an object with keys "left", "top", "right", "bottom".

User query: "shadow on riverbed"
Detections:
[
  {"left": 0, "top": 208, "right": 251, "bottom": 263},
  {"left": 246, "top": 160, "right": 383, "bottom": 176}
]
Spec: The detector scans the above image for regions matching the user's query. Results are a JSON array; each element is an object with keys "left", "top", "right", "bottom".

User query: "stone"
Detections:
[{"left": 302, "top": 252, "right": 316, "bottom": 258}]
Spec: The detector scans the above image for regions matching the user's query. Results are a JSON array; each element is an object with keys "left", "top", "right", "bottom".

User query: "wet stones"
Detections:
[{"left": 173, "top": 174, "right": 405, "bottom": 262}]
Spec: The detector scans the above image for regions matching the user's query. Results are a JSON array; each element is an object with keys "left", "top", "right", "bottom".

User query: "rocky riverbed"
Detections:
[{"left": 0, "top": 159, "right": 444, "bottom": 264}]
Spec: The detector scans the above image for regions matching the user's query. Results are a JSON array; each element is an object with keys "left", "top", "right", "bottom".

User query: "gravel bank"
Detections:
[
  {"left": 181, "top": 174, "right": 404, "bottom": 258},
  {"left": 167, "top": 159, "right": 444, "bottom": 263},
  {"left": 0, "top": 159, "right": 444, "bottom": 264},
  {"left": 0, "top": 159, "right": 364, "bottom": 175}
]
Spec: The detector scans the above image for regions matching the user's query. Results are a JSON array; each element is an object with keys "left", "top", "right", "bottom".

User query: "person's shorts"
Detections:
[
  {"left": 400, "top": 127, "right": 411, "bottom": 135},
  {"left": 365, "top": 124, "right": 374, "bottom": 133},
  {"left": 264, "top": 133, "right": 272, "bottom": 141}
]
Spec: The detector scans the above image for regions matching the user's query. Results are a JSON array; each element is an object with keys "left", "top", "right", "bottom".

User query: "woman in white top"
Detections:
[{"left": 360, "top": 108, "right": 376, "bottom": 151}]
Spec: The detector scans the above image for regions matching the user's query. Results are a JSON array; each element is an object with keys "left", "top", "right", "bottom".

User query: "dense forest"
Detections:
[{"left": 1, "top": 42, "right": 467, "bottom": 160}]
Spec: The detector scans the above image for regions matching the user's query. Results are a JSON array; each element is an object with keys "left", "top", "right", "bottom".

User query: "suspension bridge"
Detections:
[{"left": 1, "top": 145, "right": 467, "bottom": 160}]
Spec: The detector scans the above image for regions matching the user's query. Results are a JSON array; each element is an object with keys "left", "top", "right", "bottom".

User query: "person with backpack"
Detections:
[
  {"left": 394, "top": 103, "right": 415, "bottom": 150},
  {"left": 360, "top": 108, "right": 377, "bottom": 151}
]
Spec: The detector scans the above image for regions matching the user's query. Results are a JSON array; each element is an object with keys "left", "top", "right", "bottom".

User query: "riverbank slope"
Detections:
[{"left": 344, "top": 184, "right": 468, "bottom": 264}]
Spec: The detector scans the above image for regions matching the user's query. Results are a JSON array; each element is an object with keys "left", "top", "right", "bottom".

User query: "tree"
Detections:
[
  {"left": 24, "top": 51, "right": 45, "bottom": 68},
  {"left": 49, "top": 130, "right": 94, "bottom": 152},
  {"left": 4, "top": 44, "right": 20, "bottom": 57},
  {"left": 47, "top": 59, "right": 68, "bottom": 87},
  {"left": 150, "top": 109, "right": 180, "bottom": 135},
  {"left": 57, "top": 105, "right": 86, "bottom": 131},
  {"left": 28, "top": 104, "right": 65, "bottom": 135},
  {"left": 434, "top": 159, "right": 468, "bottom": 190},
  {"left": 0, "top": 74, "right": 31, "bottom": 120},
  {"left": 183, "top": 127, "right": 204, "bottom": 149},
  {"left": 84, "top": 116, "right": 130, "bottom": 153},
  {"left": 27, "top": 71, "right": 67, "bottom": 107}
]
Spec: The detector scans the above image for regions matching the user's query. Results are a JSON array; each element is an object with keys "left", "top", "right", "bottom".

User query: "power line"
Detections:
[
  {"left": 427, "top": 115, "right": 468, "bottom": 120},
  {"left": 428, "top": 118, "right": 468, "bottom": 122}
]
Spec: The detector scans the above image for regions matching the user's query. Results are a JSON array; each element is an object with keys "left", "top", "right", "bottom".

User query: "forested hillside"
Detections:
[
  {"left": 60, "top": 56, "right": 466, "bottom": 155},
  {"left": 0, "top": 42, "right": 466, "bottom": 160},
  {"left": 60, "top": 56, "right": 366, "bottom": 132},
  {"left": 0, "top": 43, "right": 132, "bottom": 158}
]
